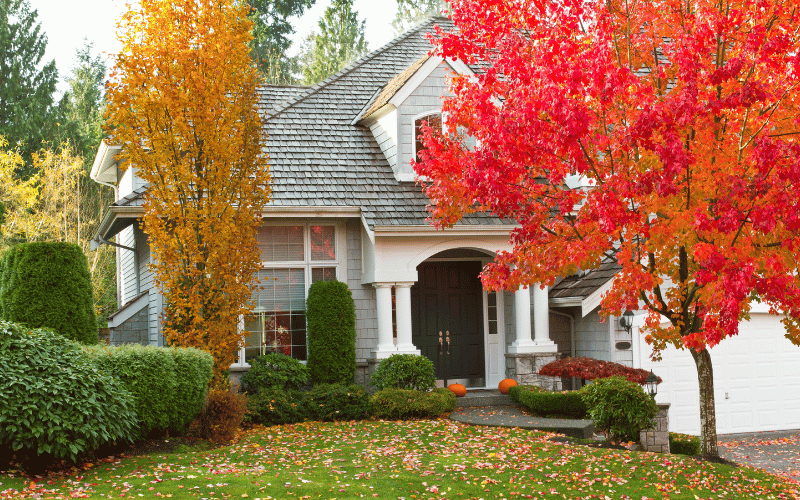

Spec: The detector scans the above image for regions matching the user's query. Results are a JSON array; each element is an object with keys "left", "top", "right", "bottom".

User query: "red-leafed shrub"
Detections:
[
  {"left": 190, "top": 389, "right": 248, "bottom": 443},
  {"left": 538, "top": 357, "right": 662, "bottom": 385}
]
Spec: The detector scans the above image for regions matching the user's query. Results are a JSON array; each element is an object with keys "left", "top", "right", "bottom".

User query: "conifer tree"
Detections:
[{"left": 300, "top": 0, "right": 368, "bottom": 85}]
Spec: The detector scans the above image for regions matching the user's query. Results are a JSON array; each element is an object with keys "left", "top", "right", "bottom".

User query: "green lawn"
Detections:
[{"left": 1, "top": 420, "right": 797, "bottom": 499}]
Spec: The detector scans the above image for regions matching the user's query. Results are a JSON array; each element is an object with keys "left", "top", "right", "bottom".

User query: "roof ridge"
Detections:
[{"left": 264, "top": 16, "right": 449, "bottom": 121}]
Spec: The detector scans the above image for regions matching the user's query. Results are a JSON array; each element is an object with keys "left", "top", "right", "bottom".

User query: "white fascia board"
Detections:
[
  {"left": 549, "top": 297, "right": 582, "bottom": 307},
  {"left": 108, "top": 292, "right": 149, "bottom": 328},
  {"left": 359, "top": 103, "right": 396, "bottom": 127},
  {"left": 90, "top": 140, "right": 121, "bottom": 184},
  {"left": 259, "top": 206, "right": 361, "bottom": 218},
  {"left": 373, "top": 224, "right": 516, "bottom": 238},
  {"left": 581, "top": 276, "right": 616, "bottom": 317},
  {"left": 388, "top": 56, "right": 476, "bottom": 109}
]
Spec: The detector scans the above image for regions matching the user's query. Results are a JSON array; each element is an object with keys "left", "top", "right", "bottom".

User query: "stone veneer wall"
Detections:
[
  {"left": 640, "top": 403, "right": 671, "bottom": 453},
  {"left": 109, "top": 305, "right": 149, "bottom": 346}
]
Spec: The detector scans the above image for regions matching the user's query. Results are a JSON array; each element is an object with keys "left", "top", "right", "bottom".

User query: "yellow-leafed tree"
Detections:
[{"left": 106, "top": 0, "right": 270, "bottom": 384}]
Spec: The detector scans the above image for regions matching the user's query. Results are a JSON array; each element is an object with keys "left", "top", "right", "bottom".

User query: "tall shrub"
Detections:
[
  {"left": 0, "top": 321, "right": 136, "bottom": 462},
  {"left": 0, "top": 242, "right": 97, "bottom": 343},
  {"left": 306, "top": 280, "right": 356, "bottom": 384}
]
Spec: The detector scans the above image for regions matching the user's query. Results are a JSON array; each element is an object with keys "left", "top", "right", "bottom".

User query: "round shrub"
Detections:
[
  {"left": 580, "top": 376, "right": 658, "bottom": 442},
  {"left": 307, "top": 383, "right": 372, "bottom": 421},
  {"left": 371, "top": 354, "right": 435, "bottom": 391},
  {"left": 0, "top": 242, "right": 98, "bottom": 344},
  {"left": 189, "top": 388, "right": 248, "bottom": 443},
  {"left": 246, "top": 387, "right": 310, "bottom": 426},
  {"left": 371, "top": 388, "right": 456, "bottom": 419},
  {"left": 306, "top": 280, "right": 356, "bottom": 384},
  {"left": 0, "top": 321, "right": 136, "bottom": 462},
  {"left": 670, "top": 433, "right": 701, "bottom": 456},
  {"left": 240, "top": 352, "right": 310, "bottom": 394}
]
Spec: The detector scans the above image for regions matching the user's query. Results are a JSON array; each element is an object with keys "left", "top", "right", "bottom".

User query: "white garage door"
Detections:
[{"left": 633, "top": 313, "right": 800, "bottom": 435}]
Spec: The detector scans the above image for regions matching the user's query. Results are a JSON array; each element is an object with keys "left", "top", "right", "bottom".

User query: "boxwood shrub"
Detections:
[
  {"left": 670, "top": 433, "right": 701, "bottom": 456},
  {"left": 509, "top": 385, "right": 588, "bottom": 419},
  {"left": 0, "top": 242, "right": 97, "bottom": 344},
  {"left": 85, "top": 344, "right": 213, "bottom": 438},
  {"left": 306, "top": 280, "right": 356, "bottom": 384},
  {"left": 580, "top": 376, "right": 658, "bottom": 442},
  {"left": 370, "top": 354, "right": 436, "bottom": 391},
  {"left": 239, "top": 352, "right": 309, "bottom": 394},
  {"left": 0, "top": 321, "right": 136, "bottom": 462},
  {"left": 371, "top": 388, "right": 456, "bottom": 419},
  {"left": 247, "top": 388, "right": 310, "bottom": 426},
  {"left": 307, "top": 383, "right": 372, "bottom": 421}
]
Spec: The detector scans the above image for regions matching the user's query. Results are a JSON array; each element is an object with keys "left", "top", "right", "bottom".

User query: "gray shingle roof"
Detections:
[
  {"left": 549, "top": 261, "right": 620, "bottom": 300},
  {"left": 261, "top": 16, "right": 510, "bottom": 228},
  {"left": 113, "top": 185, "right": 148, "bottom": 207}
]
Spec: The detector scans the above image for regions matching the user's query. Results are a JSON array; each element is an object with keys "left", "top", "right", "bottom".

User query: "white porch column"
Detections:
[
  {"left": 508, "top": 285, "right": 536, "bottom": 353},
  {"left": 373, "top": 283, "right": 397, "bottom": 359},
  {"left": 394, "top": 282, "right": 420, "bottom": 355},
  {"left": 533, "top": 285, "right": 555, "bottom": 348}
]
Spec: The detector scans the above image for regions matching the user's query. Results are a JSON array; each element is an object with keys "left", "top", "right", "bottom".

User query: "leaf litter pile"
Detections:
[{"left": 2, "top": 420, "right": 798, "bottom": 499}]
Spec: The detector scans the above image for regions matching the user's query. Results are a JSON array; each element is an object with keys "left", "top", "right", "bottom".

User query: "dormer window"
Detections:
[{"left": 414, "top": 112, "right": 442, "bottom": 162}]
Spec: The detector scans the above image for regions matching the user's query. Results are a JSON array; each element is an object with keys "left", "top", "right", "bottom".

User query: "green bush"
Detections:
[
  {"left": 189, "top": 388, "right": 248, "bottom": 443},
  {"left": 0, "top": 242, "right": 97, "bottom": 344},
  {"left": 85, "top": 344, "right": 213, "bottom": 438},
  {"left": 370, "top": 354, "right": 436, "bottom": 391},
  {"left": 371, "top": 388, "right": 456, "bottom": 419},
  {"left": 247, "top": 388, "right": 310, "bottom": 426},
  {"left": 670, "top": 433, "right": 701, "bottom": 455},
  {"left": 0, "top": 321, "right": 136, "bottom": 462},
  {"left": 307, "top": 383, "right": 372, "bottom": 421},
  {"left": 240, "top": 352, "right": 310, "bottom": 394},
  {"left": 306, "top": 280, "right": 356, "bottom": 384},
  {"left": 509, "top": 385, "right": 588, "bottom": 418},
  {"left": 580, "top": 376, "right": 658, "bottom": 442}
]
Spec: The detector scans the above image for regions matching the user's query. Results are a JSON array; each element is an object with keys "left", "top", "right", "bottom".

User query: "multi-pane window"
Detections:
[
  {"left": 236, "top": 224, "right": 340, "bottom": 365},
  {"left": 487, "top": 291, "right": 498, "bottom": 335},
  {"left": 414, "top": 113, "right": 442, "bottom": 163}
]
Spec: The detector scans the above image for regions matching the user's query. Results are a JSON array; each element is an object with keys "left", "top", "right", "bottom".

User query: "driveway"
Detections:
[{"left": 719, "top": 430, "right": 800, "bottom": 484}]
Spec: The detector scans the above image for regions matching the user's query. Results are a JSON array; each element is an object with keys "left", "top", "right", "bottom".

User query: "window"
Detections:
[
  {"left": 414, "top": 112, "right": 442, "bottom": 163},
  {"left": 235, "top": 223, "right": 341, "bottom": 365}
]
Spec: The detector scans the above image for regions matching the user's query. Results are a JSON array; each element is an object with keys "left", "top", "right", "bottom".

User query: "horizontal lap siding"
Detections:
[{"left": 119, "top": 226, "right": 137, "bottom": 304}]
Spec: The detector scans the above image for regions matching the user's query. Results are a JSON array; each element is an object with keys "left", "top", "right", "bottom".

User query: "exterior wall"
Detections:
[
  {"left": 396, "top": 61, "right": 453, "bottom": 178},
  {"left": 574, "top": 310, "right": 611, "bottom": 361},
  {"left": 611, "top": 314, "right": 633, "bottom": 366},
  {"left": 549, "top": 313, "right": 572, "bottom": 359},
  {"left": 369, "top": 112, "right": 398, "bottom": 172},
  {"left": 118, "top": 226, "right": 137, "bottom": 304},
  {"left": 109, "top": 305, "right": 149, "bottom": 346},
  {"left": 346, "top": 219, "right": 378, "bottom": 362}
]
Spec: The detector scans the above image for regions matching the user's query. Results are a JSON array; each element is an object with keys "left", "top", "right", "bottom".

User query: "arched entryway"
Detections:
[{"left": 410, "top": 249, "right": 495, "bottom": 387}]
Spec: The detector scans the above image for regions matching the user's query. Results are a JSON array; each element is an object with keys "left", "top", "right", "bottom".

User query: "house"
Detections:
[{"left": 90, "top": 17, "right": 799, "bottom": 436}]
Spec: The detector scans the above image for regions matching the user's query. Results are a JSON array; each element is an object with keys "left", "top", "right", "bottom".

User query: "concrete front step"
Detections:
[{"left": 456, "top": 389, "right": 513, "bottom": 408}]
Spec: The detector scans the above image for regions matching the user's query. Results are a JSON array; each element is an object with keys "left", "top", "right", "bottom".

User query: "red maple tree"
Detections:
[{"left": 415, "top": 0, "right": 800, "bottom": 457}]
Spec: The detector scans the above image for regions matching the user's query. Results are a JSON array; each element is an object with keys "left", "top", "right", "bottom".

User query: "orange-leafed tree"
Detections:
[
  {"left": 106, "top": 0, "right": 270, "bottom": 384},
  {"left": 416, "top": 0, "right": 800, "bottom": 457}
]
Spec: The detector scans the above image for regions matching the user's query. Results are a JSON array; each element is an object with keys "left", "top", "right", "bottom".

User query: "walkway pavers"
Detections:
[{"left": 449, "top": 404, "right": 595, "bottom": 439}]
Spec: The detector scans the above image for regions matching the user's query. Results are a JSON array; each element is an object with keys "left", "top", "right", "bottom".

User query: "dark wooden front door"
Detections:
[{"left": 411, "top": 261, "right": 485, "bottom": 383}]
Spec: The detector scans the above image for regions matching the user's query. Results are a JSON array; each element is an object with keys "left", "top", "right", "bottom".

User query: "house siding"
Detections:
[
  {"left": 396, "top": 61, "right": 453, "bottom": 178},
  {"left": 549, "top": 313, "right": 572, "bottom": 359},
  {"left": 574, "top": 310, "right": 611, "bottom": 361},
  {"left": 109, "top": 304, "right": 149, "bottom": 346},
  {"left": 346, "top": 219, "right": 378, "bottom": 362},
  {"left": 118, "top": 226, "right": 137, "bottom": 304}
]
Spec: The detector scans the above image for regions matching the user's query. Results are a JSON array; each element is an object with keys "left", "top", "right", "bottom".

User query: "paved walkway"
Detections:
[{"left": 451, "top": 404, "right": 800, "bottom": 484}]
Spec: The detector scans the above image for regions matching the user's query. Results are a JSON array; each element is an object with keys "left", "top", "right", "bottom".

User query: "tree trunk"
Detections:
[{"left": 690, "top": 348, "right": 719, "bottom": 457}]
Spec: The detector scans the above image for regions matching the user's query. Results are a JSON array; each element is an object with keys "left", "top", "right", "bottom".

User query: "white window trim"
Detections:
[{"left": 232, "top": 221, "right": 346, "bottom": 368}]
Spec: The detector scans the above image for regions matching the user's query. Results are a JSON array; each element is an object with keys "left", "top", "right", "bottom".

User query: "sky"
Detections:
[{"left": 27, "top": 0, "right": 400, "bottom": 95}]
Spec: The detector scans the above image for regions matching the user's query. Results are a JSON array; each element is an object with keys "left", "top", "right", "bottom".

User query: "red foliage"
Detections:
[{"left": 539, "top": 357, "right": 662, "bottom": 386}]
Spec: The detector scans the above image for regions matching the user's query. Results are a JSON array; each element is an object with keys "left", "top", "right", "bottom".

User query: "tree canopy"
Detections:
[
  {"left": 0, "top": 0, "right": 58, "bottom": 176},
  {"left": 392, "top": 0, "right": 446, "bottom": 36},
  {"left": 416, "top": 0, "right": 800, "bottom": 457},
  {"left": 300, "top": 0, "right": 368, "bottom": 85},
  {"left": 249, "top": 0, "right": 315, "bottom": 84},
  {"left": 106, "top": 0, "right": 270, "bottom": 383}
]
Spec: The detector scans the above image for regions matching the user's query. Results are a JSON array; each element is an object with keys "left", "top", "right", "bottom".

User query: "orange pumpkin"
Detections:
[
  {"left": 498, "top": 378, "right": 518, "bottom": 394},
  {"left": 448, "top": 383, "right": 467, "bottom": 397}
]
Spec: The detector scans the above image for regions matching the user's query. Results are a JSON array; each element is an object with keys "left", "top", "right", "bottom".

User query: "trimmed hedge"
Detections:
[
  {"left": 239, "top": 352, "right": 309, "bottom": 394},
  {"left": 85, "top": 344, "right": 213, "bottom": 438},
  {"left": 580, "top": 376, "right": 658, "bottom": 442},
  {"left": 670, "top": 433, "right": 701, "bottom": 455},
  {"left": 247, "top": 388, "right": 309, "bottom": 426},
  {"left": 0, "top": 321, "right": 136, "bottom": 462},
  {"left": 370, "top": 354, "right": 436, "bottom": 391},
  {"left": 306, "top": 280, "right": 356, "bottom": 384},
  {"left": 509, "top": 385, "right": 588, "bottom": 419},
  {"left": 0, "top": 242, "right": 97, "bottom": 344},
  {"left": 371, "top": 388, "right": 456, "bottom": 419},
  {"left": 307, "top": 384, "right": 372, "bottom": 421}
]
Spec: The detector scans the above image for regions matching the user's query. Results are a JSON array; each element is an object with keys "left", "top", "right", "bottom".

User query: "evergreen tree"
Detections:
[
  {"left": 300, "top": 0, "right": 368, "bottom": 85},
  {"left": 249, "top": 0, "right": 315, "bottom": 85},
  {"left": 0, "top": 0, "right": 57, "bottom": 176},
  {"left": 392, "top": 0, "right": 446, "bottom": 36}
]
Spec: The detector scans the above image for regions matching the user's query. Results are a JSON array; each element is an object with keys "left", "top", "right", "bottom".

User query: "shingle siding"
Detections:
[
  {"left": 346, "top": 219, "right": 378, "bottom": 361},
  {"left": 574, "top": 310, "right": 610, "bottom": 361}
]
